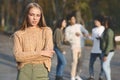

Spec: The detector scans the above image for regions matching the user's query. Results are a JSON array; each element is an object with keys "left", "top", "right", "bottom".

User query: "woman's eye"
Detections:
[
  {"left": 29, "top": 13, "right": 34, "bottom": 16},
  {"left": 37, "top": 14, "right": 40, "bottom": 17}
]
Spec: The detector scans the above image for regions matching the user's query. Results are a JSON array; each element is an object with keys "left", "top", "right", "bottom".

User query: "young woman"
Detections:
[
  {"left": 100, "top": 16, "right": 116, "bottom": 80},
  {"left": 88, "top": 15, "right": 105, "bottom": 80},
  {"left": 13, "top": 2, "right": 54, "bottom": 80},
  {"left": 53, "top": 18, "right": 67, "bottom": 80},
  {"left": 65, "top": 15, "right": 88, "bottom": 80}
]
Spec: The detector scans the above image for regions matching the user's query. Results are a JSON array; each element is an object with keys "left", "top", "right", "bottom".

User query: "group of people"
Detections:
[
  {"left": 88, "top": 15, "right": 116, "bottom": 80},
  {"left": 13, "top": 2, "right": 116, "bottom": 80},
  {"left": 54, "top": 14, "right": 89, "bottom": 80}
]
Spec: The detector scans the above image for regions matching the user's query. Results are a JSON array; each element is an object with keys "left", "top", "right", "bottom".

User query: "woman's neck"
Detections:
[
  {"left": 60, "top": 27, "right": 64, "bottom": 30},
  {"left": 97, "top": 25, "right": 102, "bottom": 28},
  {"left": 28, "top": 26, "right": 39, "bottom": 29}
]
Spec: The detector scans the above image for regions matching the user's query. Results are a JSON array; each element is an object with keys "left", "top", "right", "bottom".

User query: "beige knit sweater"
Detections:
[{"left": 13, "top": 27, "right": 53, "bottom": 71}]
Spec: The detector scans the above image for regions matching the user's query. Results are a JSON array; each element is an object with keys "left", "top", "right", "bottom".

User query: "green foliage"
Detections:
[
  {"left": 89, "top": 0, "right": 120, "bottom": 34},
  {"left": 85, "top": 39, "right": 93, "bottom": 46},
  {"left": 0, "top": 0, "right": 120, "bottom": 34}
]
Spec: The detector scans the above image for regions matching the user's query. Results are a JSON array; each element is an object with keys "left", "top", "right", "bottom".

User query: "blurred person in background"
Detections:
[
  {"left": 53, "top": 18, "right": 67, "bottom": 80},
  {"left": 65, "top": 14, "right": 88, "bottom": 80},
  {"left": 88, "top": 15, "right": 105, "bottom": 80},
  {"left": 100, "top": 16, "right": 116, "bottom": 80}
]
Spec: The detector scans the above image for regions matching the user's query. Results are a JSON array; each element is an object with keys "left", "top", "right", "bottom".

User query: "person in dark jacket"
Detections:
[{"left": 100, "top": 16, "right": 116, "bottom": 80}]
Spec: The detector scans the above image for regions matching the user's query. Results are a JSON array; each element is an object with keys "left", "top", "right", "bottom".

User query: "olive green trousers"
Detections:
[{"left": 17, "top": 64, "right": 49, "bottom": 80}]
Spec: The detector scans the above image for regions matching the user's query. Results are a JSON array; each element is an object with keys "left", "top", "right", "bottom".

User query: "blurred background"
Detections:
[
  {"left": 0, "top": 0, "right": 120, "bottom": 80},
  {"left": 0, "top": 0, "right": 120, "bottom": 34}
]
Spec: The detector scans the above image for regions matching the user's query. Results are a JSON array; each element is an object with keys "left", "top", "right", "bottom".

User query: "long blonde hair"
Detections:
[{"left": 20, "top": 2, "right": 47, "bottom": 30}]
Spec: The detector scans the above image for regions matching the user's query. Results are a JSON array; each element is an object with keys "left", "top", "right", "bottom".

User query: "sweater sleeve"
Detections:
[
  {"left": 13, "top": 32, "right": 42, "bottom": 62},
  {"left": 44, "top": 27, "right": 54, "bottom": 51},
  {"left": 80, "top": 25, "right": 89, "bottom": 35}
]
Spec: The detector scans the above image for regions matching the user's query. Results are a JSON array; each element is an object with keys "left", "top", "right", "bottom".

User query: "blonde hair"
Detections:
[{"left": 20, "top": 2, "right": 47, "bottom": 30}]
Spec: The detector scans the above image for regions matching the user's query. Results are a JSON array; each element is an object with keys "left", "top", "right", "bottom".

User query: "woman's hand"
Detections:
[
  {"left": 103, "top": 56, "right": 107, "bottom": 62},
  {"left": 63, "top": 51, "right": 66, "bottom": 55},
  {"left": 75, "top": 32, "right": 80, "bottom": 37},
  {"left": 41, "top": 50, "right": 55, "bottom": 58}
]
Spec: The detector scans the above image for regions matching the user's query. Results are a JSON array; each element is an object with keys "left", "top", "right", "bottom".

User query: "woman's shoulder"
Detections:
[
  {"left": 108, "top": 28, "right": 114, "bottom": 34},
  {"left": 55, "top": 28, "right": 60, "bottom": 31},
  {"left": 54, "top": 28, "right": 61, "bottom": 33},
  {"left": 14, "top": 30, "right": 25, "bottom": 36},
  {"left": 41, "top": 26, "right": 52, "bottom": 32},
  {"left": 92, "top": 27, "right": 97, "bottom": 31}
]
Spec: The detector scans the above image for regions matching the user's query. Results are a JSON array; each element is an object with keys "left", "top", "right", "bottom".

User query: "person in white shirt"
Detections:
[
  {"left": 65, "top": 15, "right": 89, "bottom": 80},
  {"left": 88, "top": 15, "right": 105, "bottom": 80}
]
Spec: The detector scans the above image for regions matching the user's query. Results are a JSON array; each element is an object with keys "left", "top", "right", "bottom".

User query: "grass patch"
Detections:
[
  {"left": 116, "top": 41, "right": 120, "bottom": 45},
  {"left": 85, "top": 39, "right": 93, "bottom": 46}
]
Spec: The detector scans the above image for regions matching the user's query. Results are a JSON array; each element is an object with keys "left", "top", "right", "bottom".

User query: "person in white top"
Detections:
[
  {"left": 65, "top": 23, "right": 82, "bottom": 49},
  {"left": 65, "top": 15, "right": 89, "bottom": 80},
  {"left": 88, "top": 15, "right": 105, "bottom": 80}
]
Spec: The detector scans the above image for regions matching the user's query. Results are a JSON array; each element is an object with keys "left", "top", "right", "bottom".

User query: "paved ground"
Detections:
[{"left": 0, "top": 33, "right": 120, "bottom": 80}]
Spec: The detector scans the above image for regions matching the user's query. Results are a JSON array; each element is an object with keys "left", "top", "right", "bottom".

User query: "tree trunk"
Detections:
[
  {"left": 1, "top": 6, "right": 5, "bottom": 31},
  {"left": 74, "top": 0, "right": 85, "bottom": 26},
  {"left": 76, "top": 10, "right": 85, "bottom": 26}
]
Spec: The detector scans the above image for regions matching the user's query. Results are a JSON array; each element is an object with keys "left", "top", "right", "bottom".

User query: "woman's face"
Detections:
[
  {"left": 105, "top": 21, "right": 108, "bottom": 29},
  {"left": 27, "top": 7, "right": 41, "bottom": 27},
  {"left": 62, "top": 20, "right": 67, "bottom": 28},
  {"left": 94, "top": 20, "right": 101, "bottom": 27},
  {"left": 70, "top": 16, "right": 76, "bottom": 25}
]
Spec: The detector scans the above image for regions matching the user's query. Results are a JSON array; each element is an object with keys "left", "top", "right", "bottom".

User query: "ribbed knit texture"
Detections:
[{"left": 13, "top": 27, "right": 53, "bottom": 71}]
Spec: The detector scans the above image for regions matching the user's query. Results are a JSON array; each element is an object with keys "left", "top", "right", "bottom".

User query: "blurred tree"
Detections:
[
  {"left": 89, "top": 0, "right": 120, "bottom": 34},
  {"left": 62, "top": 0, "right": 92, "bottom": 28},
  {"left": 0, "top": 0, "right": 5, "bottom": 31},
  {"left": 36, "top": 0, "right": 55, "bottom": 27},
  {"left": 0, "top": 0, "right": 119, "bottom": 34},
  {"left": 0, "top": 0, "right": 6, "bottom": 31}
]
